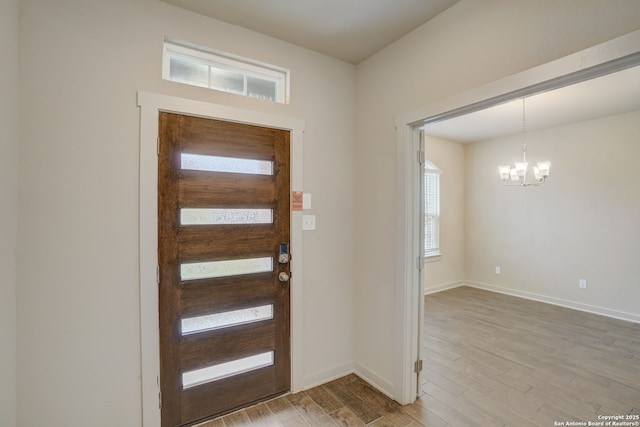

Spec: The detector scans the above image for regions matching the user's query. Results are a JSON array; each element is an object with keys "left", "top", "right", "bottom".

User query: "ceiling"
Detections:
[
  {"left": 424, "top": 64, "right": 640, "bottom": 143},
  {"left": 160, "top": 0, "right": 460, "bottom": 64},
  {"left": 161, "top": 0, "right": 640, "bottom": 141}
]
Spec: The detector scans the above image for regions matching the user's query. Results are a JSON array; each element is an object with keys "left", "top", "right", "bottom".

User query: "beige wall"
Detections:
[
  {"left": 0, "top": 0, "right": 19, "bottom": 425},
  {"left": 355, "top": 0, "right": 640, "bottom": 393},
  {"left": 465, "top": 111, "right": 640, "bottom": 316},
  {"left": 18, "top": 0, "right": 355, "bottom": 425},
  {"left": 424, "top": 136, "right": 465, "bottom": 291}
]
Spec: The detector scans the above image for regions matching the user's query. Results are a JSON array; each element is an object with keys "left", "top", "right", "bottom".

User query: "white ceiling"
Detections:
[
  {"left": 160, "top": 0, "right": 460, "bottom": 64},
  {"left": 161, "top": 0, "right": 639, "bottom": 141},
  {"left": 423, "top": 65, "right": 640, "bottom": 143}
]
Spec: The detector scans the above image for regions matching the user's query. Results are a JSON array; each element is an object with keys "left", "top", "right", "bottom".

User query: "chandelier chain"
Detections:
[{"left": 522, "top": 97, "right": 527, "bottom": 155}]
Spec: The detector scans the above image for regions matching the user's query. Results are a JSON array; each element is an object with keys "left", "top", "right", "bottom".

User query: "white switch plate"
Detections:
[
  {"left": 302, "top": 215, "right": 316, "bottom": 231},
  {"left": 495, "top": 266, "right": 501, "bottom": 274},
  {"left": 303, "top": 193, "right": 312, "bottom": 210},
  {"left": 579, "top": 279, "right": 587, "bottom": 289}
]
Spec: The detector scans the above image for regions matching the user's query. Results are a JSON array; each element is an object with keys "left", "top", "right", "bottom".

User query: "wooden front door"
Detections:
[{"left": 158, "top": 112, "right": 291, "bottom": 426}]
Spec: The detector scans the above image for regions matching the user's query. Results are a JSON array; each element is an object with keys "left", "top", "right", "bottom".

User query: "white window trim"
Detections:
[
  {"left": 137, "top": 91, "right": 304, "bottom": 427},
  {"left": 163, "top": 39, "right": 290, "bottom": 103}
]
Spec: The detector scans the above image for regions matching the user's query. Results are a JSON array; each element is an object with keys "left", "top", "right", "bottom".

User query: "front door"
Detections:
[{"left": 158, "top": 112, "right": 291, "bottom": 426}]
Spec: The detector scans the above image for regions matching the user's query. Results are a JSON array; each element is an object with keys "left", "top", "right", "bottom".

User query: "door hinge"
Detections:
[
  {"left": 417, "top": 256, "right": 423, "bottom": 271},
  {"left": 418, "top": 129, "right": 425, "bottom": 165},
  {"left": 414, "top": 359, "right": 423, "bottom": 373},
  {"left": 157, "top": 137, "right": 160, "bottom": 156},
  {"left": 156, "top": 265, "right": 160, "bottom": 285}
]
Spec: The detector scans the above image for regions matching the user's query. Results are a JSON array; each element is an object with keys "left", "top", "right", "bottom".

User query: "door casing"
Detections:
[
  {"left": 138, "top": 92, "right": 305, "bottom": 427},
  {"left": 394, "top": 30, "right": 640, "bottom": 406}
]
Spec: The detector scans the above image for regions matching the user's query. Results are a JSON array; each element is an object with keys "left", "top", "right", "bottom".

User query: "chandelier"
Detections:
[{"left": 498, "top": 98, "right": 550, "bottom": 186}]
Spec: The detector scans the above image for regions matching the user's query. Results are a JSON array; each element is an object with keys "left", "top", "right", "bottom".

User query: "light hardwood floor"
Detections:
[
  {"left": 199, "top": 286, "right": 640, "bottom": 426},
  {"left": 421, "top": 286, "right": 640, "bottom": 426}
]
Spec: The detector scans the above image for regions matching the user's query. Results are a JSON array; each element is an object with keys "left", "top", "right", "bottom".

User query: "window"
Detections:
[
  {"left": 424, "top": 160, "right": 441, "bottom": 258},
  {"left": 163, "top": 39, "right": 289, "bottom": 104}
]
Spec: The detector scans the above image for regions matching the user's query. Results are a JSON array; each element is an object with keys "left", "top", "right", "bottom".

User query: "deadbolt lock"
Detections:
[{"left": 279, "top": 243, "right": 290, "bottom": 264}]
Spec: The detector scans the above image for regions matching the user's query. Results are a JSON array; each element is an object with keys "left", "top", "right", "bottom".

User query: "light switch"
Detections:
[
  {"left": 302, "top": 215, "right": 316, "bottom": 231},
  {"left": 303, "top": 193, "right": 312, "bottom": 210}
]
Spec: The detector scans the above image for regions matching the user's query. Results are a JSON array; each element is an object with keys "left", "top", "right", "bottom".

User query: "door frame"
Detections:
[
  {"left": 393, "top": 30, "right": 640, "bottom": 405},
  {"left": 138, "top": 92, "right": 305, "bottom": 427}
]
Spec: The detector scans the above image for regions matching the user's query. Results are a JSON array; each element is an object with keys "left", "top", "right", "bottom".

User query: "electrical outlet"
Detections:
[
  {"left": 302, "top": 215, "right": 316, "bottom": 231},
  {"left": 579, "top": 279, "right": 587, "bottom": 289},
  {"left": 495, "top": 266, "right": 501, "bottom": 274}
]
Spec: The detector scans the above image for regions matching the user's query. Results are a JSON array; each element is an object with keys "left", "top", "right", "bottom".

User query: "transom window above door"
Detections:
[{"left": 163, "top": 39, "right": 290, "bottom": 104}]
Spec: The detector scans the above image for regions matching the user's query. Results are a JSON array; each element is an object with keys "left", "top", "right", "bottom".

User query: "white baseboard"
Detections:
[
  {"left": 300, "top": 361, "right": 395, "bottom": 401},
  {"left": 301, "top": 362, "right": 354, "bottom": 391},
  {"left": 424, "top": 280, "right": 465, "bottom": 295},
  {"left": 463, "top": 281, "right": 640, "bottom": 324},
  {"left": 353, "top": 362, "right": 395, "bottom": 400},
  {"left": 302, "top": 280, "right": 638, "bottom": 401}
]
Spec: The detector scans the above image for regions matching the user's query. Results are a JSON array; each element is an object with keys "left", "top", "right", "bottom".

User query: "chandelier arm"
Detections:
[{"left": 500, "top": 178, "right": 545, "bottom": 187}]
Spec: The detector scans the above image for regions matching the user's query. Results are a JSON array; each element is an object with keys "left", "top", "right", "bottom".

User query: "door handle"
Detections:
[{"left": 278, "top": 272, "right": 290, "bottom": 282}]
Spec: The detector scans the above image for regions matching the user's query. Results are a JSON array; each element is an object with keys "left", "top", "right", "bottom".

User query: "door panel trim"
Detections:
[{"left": 138, "top": 91, "right": 305, "bottom": 427}]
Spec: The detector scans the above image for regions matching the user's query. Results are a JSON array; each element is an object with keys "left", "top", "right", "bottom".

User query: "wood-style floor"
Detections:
[
  {"left": 420, "top": 286, "right": 640, "bottom": 426},
  {"left": 199, "top": 286, "right": 640, "bottom": 426}
]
